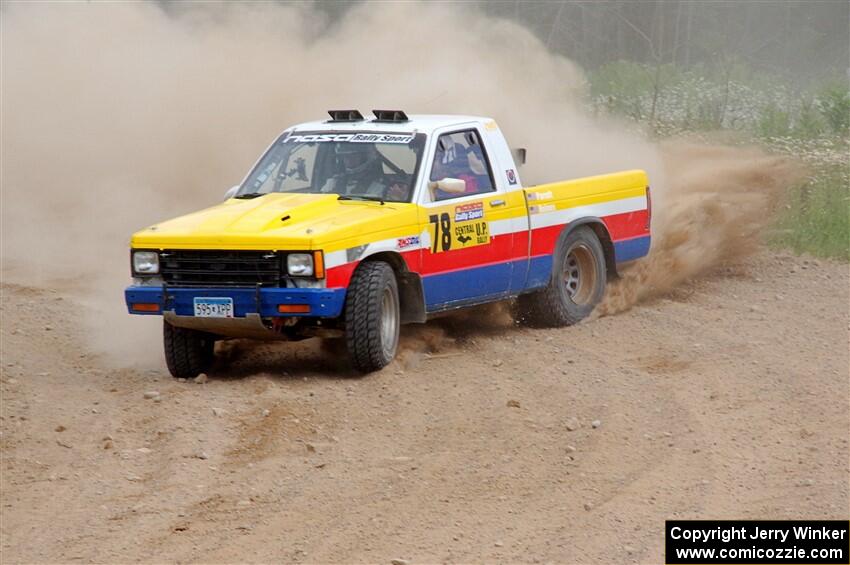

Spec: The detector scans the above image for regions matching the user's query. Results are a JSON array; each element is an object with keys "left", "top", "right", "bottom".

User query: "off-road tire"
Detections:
[
  {"left": 344, "top": 261, "right": 400, "bottom": 372},
  {"left": 163, "top": 321, "right": 215, "bottom": 379},
  {"left": 516, "top": 226, "right": 606, "bottom": 327}
]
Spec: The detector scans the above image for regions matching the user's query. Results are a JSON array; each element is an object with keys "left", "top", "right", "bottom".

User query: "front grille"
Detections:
[{"left": 159, "top": 250, "right": 281, "bottom": 287}]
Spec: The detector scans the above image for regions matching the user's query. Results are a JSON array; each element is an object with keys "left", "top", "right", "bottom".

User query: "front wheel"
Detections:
[
  {"left": 163, "top": 321, "right": 215, "bottom": 379},
  {"left": 516, "top": 226, "right": 607, "bottom": 327},
  {"left": 344, "top": 261, "right": 400, "bottom": 372}
]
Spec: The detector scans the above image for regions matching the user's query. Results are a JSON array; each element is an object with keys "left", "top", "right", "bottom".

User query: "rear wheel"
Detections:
[
  {"left": 517, "top": 226, "right": 606, "bottom": 327},
  {"left": 163, "top": 321, "right": 215, "bottom": 379},
  {"left": 344, "top": 261, "right": 400, "bottom": 372}
]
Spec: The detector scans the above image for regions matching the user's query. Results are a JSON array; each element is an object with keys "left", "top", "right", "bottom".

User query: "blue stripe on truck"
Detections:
[
  {"left": 420, "top": 235, "right": 652, "bottom": 312},
  {"left": 613, "top": 235, "right": 651, "bottom": 263}
]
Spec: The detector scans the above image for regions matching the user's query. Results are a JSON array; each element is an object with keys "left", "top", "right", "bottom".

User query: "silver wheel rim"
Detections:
[
  {"left": 380, "top": 286, "right": 399, "bottom": 359},
  {"left": 563, "top": 243, "right": 598, "bottom": 305}
]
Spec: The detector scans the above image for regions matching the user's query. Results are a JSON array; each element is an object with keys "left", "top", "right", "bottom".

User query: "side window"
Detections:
[{"left": 429, "top": 129, "right": 495, "bottom": 201}]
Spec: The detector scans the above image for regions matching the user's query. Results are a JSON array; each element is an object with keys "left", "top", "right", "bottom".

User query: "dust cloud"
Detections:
[
  {"left": 1, "top": 2, "right": 799, "bottom": 366},
  {"left": 598, "top": 141, "right": 803, "bottom": 314}
]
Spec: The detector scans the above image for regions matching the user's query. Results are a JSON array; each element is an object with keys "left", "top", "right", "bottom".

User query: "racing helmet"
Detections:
[{"left": 335, "top": 143, "right": 378, "bottom": 175}]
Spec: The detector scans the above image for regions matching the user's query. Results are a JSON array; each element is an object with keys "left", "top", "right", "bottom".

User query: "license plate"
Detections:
[{"left": 193, "top": 297, "right": 234, "bottom": 318}]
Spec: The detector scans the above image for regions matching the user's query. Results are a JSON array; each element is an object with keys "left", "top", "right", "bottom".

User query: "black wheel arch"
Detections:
[{"left": 358, "top": 251, "right": 426, "bottom": 324}]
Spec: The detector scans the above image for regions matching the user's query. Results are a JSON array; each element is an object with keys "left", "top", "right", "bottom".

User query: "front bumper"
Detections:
[{"left": 124, "top": 285, "right": 346, "bottom": 318}]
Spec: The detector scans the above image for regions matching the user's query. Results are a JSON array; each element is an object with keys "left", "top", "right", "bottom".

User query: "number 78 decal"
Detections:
[
  {"left": 429, "top": 213, "right": 452, "bottom": 253},
  {"left": 429, "top": 212, "right": 490, "bottom": 253}
]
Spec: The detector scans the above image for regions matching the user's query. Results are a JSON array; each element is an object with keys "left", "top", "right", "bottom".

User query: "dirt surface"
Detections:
[{"left": 1, "top": 251, "right": 848, "bottom": 564}]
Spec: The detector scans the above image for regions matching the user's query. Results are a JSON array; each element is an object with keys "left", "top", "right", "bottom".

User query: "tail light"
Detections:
[{"left": 645, "top": 186, "right": 652, "bottom": 230}]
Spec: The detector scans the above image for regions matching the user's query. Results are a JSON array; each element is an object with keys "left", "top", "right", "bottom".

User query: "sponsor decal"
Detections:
[
  {"left": 454, "top": 202, "right": 484, "bottom": 222},
  {"left": 527, "top": 190, "right": 552, "bottom": 201},
  {"left": 454, "top": 221, "right": 489, "bottom": 246},
  {"left": 529, "top": 204, "right": 556, "bottom": 214},
  {"left": 282, "top": 133, "right": 414, "bottom": 144},
  {"left": 396, "top": 235, "right": 420, "bottom": 250},
  {"left": 506, "top": 169, "right": 517, "bottom": 185}
]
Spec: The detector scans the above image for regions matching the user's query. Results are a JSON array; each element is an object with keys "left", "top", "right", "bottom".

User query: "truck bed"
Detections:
[{"left": 522, "top": 169, "right": 651, "bottom": 288}]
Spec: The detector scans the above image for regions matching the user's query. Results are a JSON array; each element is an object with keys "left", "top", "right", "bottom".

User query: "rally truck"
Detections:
[{"left": 125, "top": 110, "right": 651, "bottom": 377}]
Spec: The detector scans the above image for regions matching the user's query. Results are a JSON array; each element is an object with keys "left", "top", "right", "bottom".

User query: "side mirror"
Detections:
[
  {"left": 224, "top": 185, "right": 239, "bottom": 200},
  {"left": 429, "top": 178, "right": 466, "bottom": 198},
  {"left": 512, "top": 147, "right": 527, "bottom": 166}
]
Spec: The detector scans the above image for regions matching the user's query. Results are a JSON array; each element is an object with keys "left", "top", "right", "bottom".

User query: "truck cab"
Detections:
[{"left": 126, "top": 110, "right": 651, "bottom": 376}]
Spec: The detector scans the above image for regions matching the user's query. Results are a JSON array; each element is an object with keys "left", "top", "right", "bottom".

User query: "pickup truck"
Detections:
[{"left": 125, "top": 110, "right": 651, "bottom": 376}]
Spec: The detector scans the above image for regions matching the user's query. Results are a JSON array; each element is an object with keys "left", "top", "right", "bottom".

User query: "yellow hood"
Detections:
[{"left": 131, "top": 193, "right": 418, "bottom": 251}]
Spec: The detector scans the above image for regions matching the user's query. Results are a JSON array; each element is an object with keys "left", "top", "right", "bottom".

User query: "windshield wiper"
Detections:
[
  {"left": 233, "top": 192, "right": 266, "bottom": 200},
  {"left": 338, "top": 194, "right": 385, "bottom": 205}
]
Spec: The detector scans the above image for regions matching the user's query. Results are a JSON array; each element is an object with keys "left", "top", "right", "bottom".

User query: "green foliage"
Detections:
[
  {"left": 588, "top": 61, "right": 682, "bottom": 121},
  {"left": 771, "top": 164, "right": 850, "bottom": 260},
  {"left": 588, "top": 62, "right": 848, "bottom": 141},
  {"left": 817, "top": 82, "right": 850, "bottom": 136},
  {"left": 758, "top": 102, "right": 791, "bottom": 138},
  {"left": 587, "top": 61, "right": 848, "bottom": 260},
  {"left": 794, "top": 100, "right": 825, "bottom": 139},
  {"left": 589, "top": 60, "right": 660, "bottom": 97}
]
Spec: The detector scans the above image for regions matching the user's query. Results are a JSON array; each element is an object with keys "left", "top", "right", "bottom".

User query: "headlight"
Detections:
[
  {"left": 132, "top": 251, "right": 159, "bottom": 274},
  {"left": 287, "top": 253, "right": 314, "bottom": 276}
]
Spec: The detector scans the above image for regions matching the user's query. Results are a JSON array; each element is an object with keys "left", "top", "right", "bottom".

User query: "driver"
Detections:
[
  {"left": 431, "top": 142, "right": 478, "bottom": 199},
  {"left": 321, "top": 144, "right": 387, "bottom": 196}
]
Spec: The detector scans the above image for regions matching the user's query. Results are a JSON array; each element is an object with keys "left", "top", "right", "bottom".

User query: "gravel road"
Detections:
[{"left": 1, "top": 251, "right": 847, "bottom": 564}]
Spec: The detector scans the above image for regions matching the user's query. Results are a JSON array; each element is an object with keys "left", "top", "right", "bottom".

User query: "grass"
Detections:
[
  {"left": 761, "top": 136, "right": 849, "bottom": 260},
  {"left": 770, "top": 163, "right": 849, "bottom": 260},
  {"left": 586, "top": 62, "right": 850, "bottom": 260}
]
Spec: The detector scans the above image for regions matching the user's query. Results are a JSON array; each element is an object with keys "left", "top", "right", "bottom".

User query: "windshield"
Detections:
[{"left": 236, "top": 131, "right": 427, "bottom": 203}]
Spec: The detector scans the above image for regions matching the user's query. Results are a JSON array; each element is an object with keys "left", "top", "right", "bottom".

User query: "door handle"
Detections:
[{"left": 489, "top": 199, "right": 506, "bottom": 207}]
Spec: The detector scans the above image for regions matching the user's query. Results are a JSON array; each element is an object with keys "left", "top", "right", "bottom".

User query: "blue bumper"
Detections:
[{"left": 125, "top": 286, "right": 346, "bottom": 318}]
